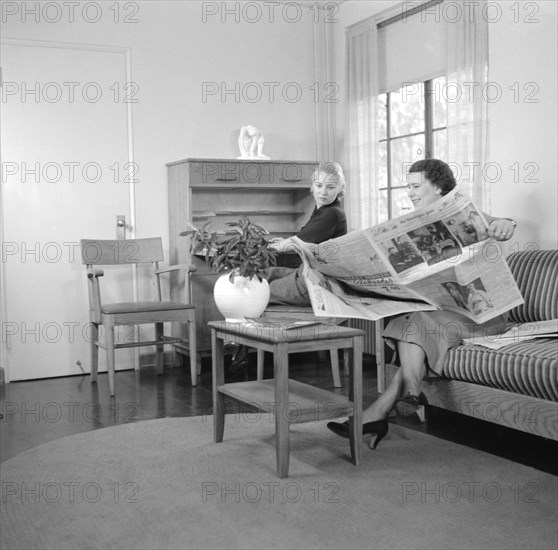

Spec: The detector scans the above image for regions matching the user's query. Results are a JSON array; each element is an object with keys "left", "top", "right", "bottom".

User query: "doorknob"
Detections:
[{"left": 116, "top": 215, "right": 127, "bottom": 240}]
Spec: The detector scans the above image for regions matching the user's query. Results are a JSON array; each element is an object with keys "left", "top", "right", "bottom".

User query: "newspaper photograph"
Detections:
[{"left": 300, "top": 188, "right": 525, "bottom": 324}]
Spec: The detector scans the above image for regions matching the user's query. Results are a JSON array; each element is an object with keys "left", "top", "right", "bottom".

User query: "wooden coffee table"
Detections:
[{"left": 209, "top": 320, "right": 365, "bottom": 478}]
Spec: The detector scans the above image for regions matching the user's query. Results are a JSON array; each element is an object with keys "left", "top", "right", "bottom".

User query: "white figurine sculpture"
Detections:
[{"left": 237, "top": 125, "right": 270, "bottom": 160}]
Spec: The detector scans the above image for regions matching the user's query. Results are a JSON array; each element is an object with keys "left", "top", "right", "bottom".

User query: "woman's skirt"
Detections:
[{"left": 382, "top": 310, "right": 508, "bottom": 375}]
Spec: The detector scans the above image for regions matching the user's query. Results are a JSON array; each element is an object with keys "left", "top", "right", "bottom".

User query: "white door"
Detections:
[{"left": 1, "top": 42, "right": 136, "bottom": 381}]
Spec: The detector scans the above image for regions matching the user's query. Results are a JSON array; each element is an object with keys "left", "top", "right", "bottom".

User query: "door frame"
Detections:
[{"left": 0, "top": 38, "right": 138, "bottom": 382}]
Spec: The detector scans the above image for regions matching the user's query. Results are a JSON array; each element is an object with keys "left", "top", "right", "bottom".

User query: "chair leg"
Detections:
[
  {"left": 105, "top": 324, "right": 116, "bottom": 397},
  {"left": 188, "top": 318, "right": 197, "bottom": 386},
  {"left": 329, "top": 348, "right": 342, "bottom": 388},
  {"left": 257, "top": 349, "right": 265, "bottom": 380},
  {"left": 90, "top": 323, "right": 99, "bottom": 384},
  {"left": 155, "top": 323, "right": 164, "bottom": 375}
]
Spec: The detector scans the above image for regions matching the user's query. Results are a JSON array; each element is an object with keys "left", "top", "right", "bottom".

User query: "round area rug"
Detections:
[{"left": 1, "top": 416, "right": 556, "bottom": 550}]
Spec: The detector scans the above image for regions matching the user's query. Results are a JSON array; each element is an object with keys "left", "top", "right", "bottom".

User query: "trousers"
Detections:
[{"left": 266, "top": 266, "right": 311, "bottom": 306}]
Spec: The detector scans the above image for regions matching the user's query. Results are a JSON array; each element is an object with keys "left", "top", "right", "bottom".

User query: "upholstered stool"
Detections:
[{"left": 209, "top": 320, "right": 365, "bottom": 478}]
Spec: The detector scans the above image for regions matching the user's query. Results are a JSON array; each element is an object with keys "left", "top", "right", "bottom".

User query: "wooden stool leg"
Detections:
[
  {"left": 155, "top": 323, "right": 164, "bottom": 374},
  {"left": 257, "top": 349, "right": 265, "bottom": 380},
  {"left": 274, "top": 343, "right": 290, "bottom": 478},
  {"left": 349, "top": 336, "right": 363, "bottom": 466},
  {"left": 106, "top": 323, "right": 116, "bottom": 397},
  {"left": 188, "top": 319, "right": 197, "bottom": 386},
  {"left": 90, "top": 323, "right": 99, "bottom": 384},
  {"left": 212, "top": 331, "right": 225, "bottom": 443},
  {"left": 329, "top": 348, "right": 341, "bottom": 388}
]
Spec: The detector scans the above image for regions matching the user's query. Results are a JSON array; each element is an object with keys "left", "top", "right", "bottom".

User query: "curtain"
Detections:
[
  {"left": 346, "top": 19, "right": 379, "bottom": 230},
  {"left": 446, "top": 0, "right": 491, "bottom": 212}
]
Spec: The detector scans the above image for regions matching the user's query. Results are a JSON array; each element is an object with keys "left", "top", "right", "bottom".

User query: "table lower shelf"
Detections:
[{"left": 217, "top": 379, "right": 353, "bottom": 423}]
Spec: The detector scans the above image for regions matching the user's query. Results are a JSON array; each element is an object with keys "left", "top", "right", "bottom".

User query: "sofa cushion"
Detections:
[
  {"left": 507, "top": 250, "right": 558, "bottom": 323},
  {"left": 443, "top": 339, "right": 558, "bottom": 401}
]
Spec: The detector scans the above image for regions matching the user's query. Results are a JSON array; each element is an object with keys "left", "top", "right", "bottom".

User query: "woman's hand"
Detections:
[
  {"left": 487, "top": 218, "right": 516, "bottom": 241},
  {"left": 269, "top": 237, "right": 298, "bottom": 253}
]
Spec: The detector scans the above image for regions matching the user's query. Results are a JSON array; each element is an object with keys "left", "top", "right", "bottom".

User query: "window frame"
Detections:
[{"left": 378, "top": 78, "right": 447, "bottom": 221}]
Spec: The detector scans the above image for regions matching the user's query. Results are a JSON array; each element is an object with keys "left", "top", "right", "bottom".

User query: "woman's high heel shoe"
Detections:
[
  {"left": 327, "top": 419, "right": 389, "bottom": 450},
  {"left": 397, "top": 392, "right": 428, "bottom": 407},
  {"left": 395, "top": 392, "right": 428, "bottom": 421}
]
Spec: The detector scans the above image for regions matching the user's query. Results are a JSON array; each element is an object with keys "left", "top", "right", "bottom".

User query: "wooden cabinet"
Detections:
[{"left": 167, "top": 158, "right": 318, "bottom": 365}]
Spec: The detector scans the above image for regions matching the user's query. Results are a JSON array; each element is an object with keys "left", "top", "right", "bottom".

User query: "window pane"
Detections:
[
  {"left": 390, "top": 83, "right": 424, "bottom": 137},
  {"left": 378, "top": 188, "right": 413, "bottom": 223},
  {"left": 378, "top": 189, "right": 389, "bottom": 224},
  {"left": 433, "top": 129, "right": 448, "bottom": 161},
  {"left": 392, "top": 187, "right": 413, "bottom": 218},
  {"left": 378, "top": 93, "right": 387, "bottom": 141},
  {"left": 378, "top": 141, "right": 388, "bottom": 189},
  {"left": 432, "top": 76, "right": 447, "bottom": 129},
  {"left": 391, "top": 134, "right": 425, "bottom": 186}
]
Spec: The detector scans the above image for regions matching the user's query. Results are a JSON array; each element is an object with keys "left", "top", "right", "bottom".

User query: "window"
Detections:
[{"left": 377, "top": 76, "right": 448, "bottom": 222}]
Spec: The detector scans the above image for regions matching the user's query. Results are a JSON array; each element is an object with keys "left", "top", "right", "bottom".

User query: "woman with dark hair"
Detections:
[{"left": 327, "top": 159, "right": 517, "bottom": 447}]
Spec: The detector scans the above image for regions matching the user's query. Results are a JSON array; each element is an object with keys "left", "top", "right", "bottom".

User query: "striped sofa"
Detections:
[{"left": 381, "top": 249, "right": 558, "bottom": 441}]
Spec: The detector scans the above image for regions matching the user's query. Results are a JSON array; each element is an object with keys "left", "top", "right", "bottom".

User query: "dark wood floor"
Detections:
[{"left": 1, "top": 352, "right": 556, "bottom": 475}]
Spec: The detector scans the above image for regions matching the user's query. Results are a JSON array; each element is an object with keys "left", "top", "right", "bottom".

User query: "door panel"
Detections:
[{"left": 1, "top": 43, "right": 134, "bottom": 380}]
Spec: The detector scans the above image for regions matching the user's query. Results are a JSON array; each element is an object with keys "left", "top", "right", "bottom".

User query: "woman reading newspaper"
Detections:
[{"left": 326, "top": 159, "right": 517, "bottom": 448}]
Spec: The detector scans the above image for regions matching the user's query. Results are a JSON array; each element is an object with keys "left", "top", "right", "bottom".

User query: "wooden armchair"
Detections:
[{"left": 80, "top": 238, "right": 197, "bottom": 396}]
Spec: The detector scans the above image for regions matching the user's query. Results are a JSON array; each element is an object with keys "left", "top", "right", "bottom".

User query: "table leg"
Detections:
[
  {"left": 349, "top": 335, "right": 363, "bottom": 466},
  {"left": 274, "top": 342, "right": 290, "bottom": 478},
  {"left": 212, "top": 330, "right": 225, "bottom": 443}
]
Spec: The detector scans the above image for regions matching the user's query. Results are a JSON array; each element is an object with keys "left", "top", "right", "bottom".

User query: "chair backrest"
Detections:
[
  {"left": 80, "top": 238, "right": 166, "bottom": 307},
  {"left": 80, "top": 238, "right": 164, "bottom": 266},
  {"left": 507, "top": 249, "right": 558, "bottom": 323}
]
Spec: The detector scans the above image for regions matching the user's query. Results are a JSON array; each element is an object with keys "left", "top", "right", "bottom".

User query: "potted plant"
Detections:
[{"left": 182, "top": 217, "right": 278, "bottom": 321}]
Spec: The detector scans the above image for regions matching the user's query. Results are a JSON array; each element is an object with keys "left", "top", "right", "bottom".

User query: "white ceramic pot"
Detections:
[{"left": 213, "top": 272, "right": 270, "bottom": 322}]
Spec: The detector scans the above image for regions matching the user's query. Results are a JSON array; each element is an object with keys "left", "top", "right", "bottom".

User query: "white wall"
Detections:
[
  {"left": 332, "top": 0, "right": 558, "bottom": 250},
  {"left": 489, "top": 0, "right": 558, "bottom": 250},
  {"left": 1, "top": 0, "right": 320, "bottom": 244},
  {"left": 0, "top": 1, "right": 322, "bottom": 378}
]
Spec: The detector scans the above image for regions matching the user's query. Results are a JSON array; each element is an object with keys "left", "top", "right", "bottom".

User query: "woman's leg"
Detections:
[
  {"left": 362, "top": 341, "right": 426, "bottom": 423},
  {"left": 398, "top": 341, "right": 427, "bottom": 397}
]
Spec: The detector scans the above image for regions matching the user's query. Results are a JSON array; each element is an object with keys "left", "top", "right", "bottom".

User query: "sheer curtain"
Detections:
[
  {"left": 346, "top": 19, "right": 379, "bottom": 230},
  {"left": 446, "top": 0, "right": 491, "bottom": 211}
]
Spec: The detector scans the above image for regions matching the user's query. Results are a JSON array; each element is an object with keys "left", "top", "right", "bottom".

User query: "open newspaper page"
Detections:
[
  {"left": 462, "top": 318, "right": 558, "bottom": 350},
  {"left": 301, "top": 188, "right": 524, "bottom": 323}
]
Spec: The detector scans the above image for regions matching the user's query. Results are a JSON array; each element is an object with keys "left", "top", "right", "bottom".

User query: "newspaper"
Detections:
[
  {"left": 462, "top": 319, "right": 558, "bottom": 350},
  {"left": 299, "top": 188, "right": 525, "bottom": 324}
]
